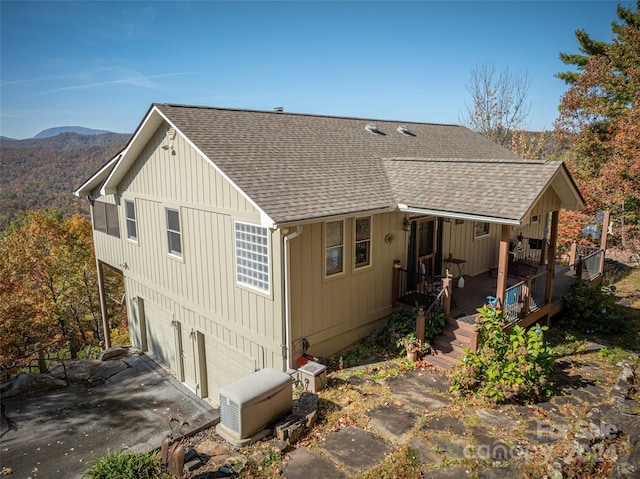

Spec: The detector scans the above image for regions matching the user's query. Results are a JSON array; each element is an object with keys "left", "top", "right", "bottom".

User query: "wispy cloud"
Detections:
[{"left": 29, "top": 70, "right": 199, "bottom": 97}]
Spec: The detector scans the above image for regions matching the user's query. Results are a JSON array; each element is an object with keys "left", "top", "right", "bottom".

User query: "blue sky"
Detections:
[{"left": 0, "top": 1, "right": 631, "bottom": 139}]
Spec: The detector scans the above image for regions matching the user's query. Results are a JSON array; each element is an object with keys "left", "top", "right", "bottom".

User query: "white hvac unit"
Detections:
[{"left": 216, "top": 368, "right": 292, "bottom": 446}]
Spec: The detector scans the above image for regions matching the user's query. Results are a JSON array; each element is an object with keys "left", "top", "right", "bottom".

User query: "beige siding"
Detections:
[
  {"left": 93, "top": 122, "right": 285, "bottom": 401},
  {"left": 441, "top": 220, "right": 502, "bottom": 277},
  {"left": 288, "top": 211, "right": 406, "bottom": 358}
]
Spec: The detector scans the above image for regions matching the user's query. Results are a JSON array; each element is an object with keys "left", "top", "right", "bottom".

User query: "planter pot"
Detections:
[{"left": 406, "top": 350, "right": 418, "bottom": 362}]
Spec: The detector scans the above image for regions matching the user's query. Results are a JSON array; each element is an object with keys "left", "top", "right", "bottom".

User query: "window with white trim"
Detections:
[
  {"left": 234, "top": 221, "right": 270, "bottom": 293},
  {"left": 354, "top": 216, "right": 371, "bottom": 268},
  {"left": 165, "top": 208, "right": 182, "bottom": 258},
  {"left": 325, "top": 220, "right": 344, "bottom": 276},
  {"left": 474, "top": 221, "right": 490, "bottom": 239},
  {"left": 124, "top": 200, "right": 137, "bottom": 242}
]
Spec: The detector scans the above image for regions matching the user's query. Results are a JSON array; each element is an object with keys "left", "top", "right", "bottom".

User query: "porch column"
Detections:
[
  {"left": 96, "top": 259, "right": 112, "bottom": 349},
  {"left": 496, "top": 224, "right": 510, "bottom": 306},
  {"left": 545, "top": 210, "right": 559, "bottom": 304}
]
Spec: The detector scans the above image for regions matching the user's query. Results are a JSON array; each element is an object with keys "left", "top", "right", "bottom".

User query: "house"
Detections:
[{"left": 74, "top": 104, "right": 585, "bottom": 399}]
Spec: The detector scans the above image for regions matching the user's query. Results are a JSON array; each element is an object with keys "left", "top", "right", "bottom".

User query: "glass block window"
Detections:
[
  {"left": 235, "top": 221, "right": 270, "bottom": 293},
  {"left": 354, "top": 216, "right": 371, "bottom": 268},
  {"left": 325, "top": 220, "right": 344, "bottom": 276},
  {"left": 124, "top": 200, "right": 137, "bottom": 242},
  {"left": 166, "top": 208, "right": 182, "bottom": 258}
]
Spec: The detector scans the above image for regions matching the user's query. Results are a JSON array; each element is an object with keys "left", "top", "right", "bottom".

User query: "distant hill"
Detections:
[
  {"left": 0, "top": 132, "right": 130, "bottom": 231},
  {"left": 34, "top": 126, "right": 113, "bottom": 138},
  {"left": 2, "top": 131, "right": 130, "bottom": 150}
]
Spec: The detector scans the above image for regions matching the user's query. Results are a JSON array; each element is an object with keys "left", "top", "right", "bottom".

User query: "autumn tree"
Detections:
[
  {"left": 0, "top": 209, "right": 125, "bottom": 370},
  {"left": 555, "top": 1, "right": 640, "bottom": 247}
]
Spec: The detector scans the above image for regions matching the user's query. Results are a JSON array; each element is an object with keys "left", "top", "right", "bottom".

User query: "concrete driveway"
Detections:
[{"left": 0, "top": 352, "right": 218, "bottom": 479}]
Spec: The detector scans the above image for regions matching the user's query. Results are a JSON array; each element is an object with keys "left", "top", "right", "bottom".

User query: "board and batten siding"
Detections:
[
  {"left": 287, "top": 211, "right": 407, "bottom": 358},
  {"left": 93, "top": 123, "right": 285, "bottom": 400}
]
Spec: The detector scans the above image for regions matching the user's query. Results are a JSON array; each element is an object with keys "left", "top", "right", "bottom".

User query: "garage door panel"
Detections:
[{"left": 144, "top": 302, "right": 176, "bottom": 374}]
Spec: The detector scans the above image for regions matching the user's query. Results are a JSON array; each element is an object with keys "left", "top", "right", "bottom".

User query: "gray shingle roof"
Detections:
[{"left": 148, "top": 104, "right": 570, "bottom": 224}]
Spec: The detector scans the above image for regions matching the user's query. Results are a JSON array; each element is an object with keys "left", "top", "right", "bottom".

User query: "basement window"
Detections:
[{"left": 235, "top": 221, "right": 270, "bottom": 293}]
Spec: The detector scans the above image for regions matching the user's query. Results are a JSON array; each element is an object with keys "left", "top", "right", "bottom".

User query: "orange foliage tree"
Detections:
[
  {"left": 0, "top": 210, "right": 125, "bottom": 369},
  {"left": 555, "top": 2, "right": 640, "bottom": 247}
]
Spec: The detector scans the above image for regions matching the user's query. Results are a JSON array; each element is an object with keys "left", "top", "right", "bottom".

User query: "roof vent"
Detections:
[
  {"left": 365, "top": 122, "right": 385, "bottom": 136},
  {"left": 397, "top": 125, "right": 415, "bottom": 136},
  {"left": 166, "top": 125, "right": 176, "bottom": 140},
  {"left": 274, "top": 107, "right": 284, "bottom": 113}
]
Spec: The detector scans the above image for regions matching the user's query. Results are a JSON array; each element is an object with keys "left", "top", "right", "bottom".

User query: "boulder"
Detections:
[{"left": 1, "top": 373, "right": 66, "bottom": 398}]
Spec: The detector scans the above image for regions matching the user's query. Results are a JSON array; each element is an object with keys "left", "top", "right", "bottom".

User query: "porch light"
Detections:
[{"left": 403, "top": 217, "right": 411, "bottom": 231}]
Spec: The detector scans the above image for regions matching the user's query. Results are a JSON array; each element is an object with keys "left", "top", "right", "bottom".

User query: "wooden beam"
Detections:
[
  {"left": 496, "top": 224, "right": 510, "bottom": 306},
  {"left": 96, "top": 259, "right": 112, "bottom": 350}
]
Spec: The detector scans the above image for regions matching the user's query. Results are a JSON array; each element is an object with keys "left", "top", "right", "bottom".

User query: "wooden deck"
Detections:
[{"left": 446, "top": 265, "right": 576, "bottom": 319}]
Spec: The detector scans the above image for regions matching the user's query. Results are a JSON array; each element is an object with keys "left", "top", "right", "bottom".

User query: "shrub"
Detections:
[
  {"left": 83, "top": 450, "right": 172, "bottom": 479},
  {"left": 561, "top": 279, "right": 626, "bottom": 334},
  {"left": 450, "top": 305, "right": 555, "bottom": 404}
]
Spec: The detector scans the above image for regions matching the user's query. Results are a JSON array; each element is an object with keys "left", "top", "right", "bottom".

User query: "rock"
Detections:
[
  {"left": 98, "top": 347, "right": 129, "bottom": 361},
  {"left": 49, "top": 359, "right": 102, "bottom": 381},
  {"left": 293, "top": 392, "right": 318, "bottom": 427},
  {"left": 275, "top": 416, "right": 306, "bottom": 444},
  {"left": 1, "top": 373, "right": 66, "bottom": 398}
]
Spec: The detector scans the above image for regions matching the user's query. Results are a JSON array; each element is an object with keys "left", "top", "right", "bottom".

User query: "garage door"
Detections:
[{"left": 144, "top": 301, "right": 180, "bottom": 377}]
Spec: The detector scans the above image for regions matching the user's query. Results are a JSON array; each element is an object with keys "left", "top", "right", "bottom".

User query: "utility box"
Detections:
[
  {"left": 216, "top": 368, "right": 292, "bottom": 446},
  {"left": 297, "top": 361, "right": 327, "bottom": 393}
]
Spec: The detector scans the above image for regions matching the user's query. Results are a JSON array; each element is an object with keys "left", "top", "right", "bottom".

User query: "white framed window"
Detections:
[
  {"left": 354, "top": 216, "right": 371, "bottom": 269},
  {"left": 325, "top": 220, "right": 344, "bottom": 277},
  {"left": 474, "top": 221, "right": 490, "bottom": 239},
  {"left": 234, "top": 221, "right": 270, "bottom": 293},
  {"left": 124, "top": 200, "right": 137, "bottom": 242},
  {"left": 165, "top": 208, "right": 182, "bottom": 258}
]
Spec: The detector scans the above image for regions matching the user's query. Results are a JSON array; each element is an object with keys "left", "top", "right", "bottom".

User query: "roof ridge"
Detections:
[{"left": 154, "top": 103, "right": 462, "bottom": 128}]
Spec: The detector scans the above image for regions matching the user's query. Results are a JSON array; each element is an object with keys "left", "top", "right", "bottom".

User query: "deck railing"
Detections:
[
  {"left": 503, "top": 269, "right": 549, "bottom": 326},
  {"left": 582, "top": 249, "right": 605, "bottom": 282}
]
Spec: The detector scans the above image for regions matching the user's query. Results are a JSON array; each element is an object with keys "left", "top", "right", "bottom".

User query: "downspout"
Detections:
[{"left": 283, "top": 226, "right": 303, "bottom": 369}]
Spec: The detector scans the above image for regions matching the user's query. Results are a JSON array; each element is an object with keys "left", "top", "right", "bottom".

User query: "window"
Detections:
[
  {"left": 474, "top": 221, "right": 490, "bottom": 239},
  {"left": 234, "top": 221, "right": 270, "bottom": 293},
  {"left": 92, "top": 201, "right": 120, "bottom": 238},
  {"left": 354, "top": 216, "right": 371, "bottom": 269},
  {"left": 325, "top": 220, "right": 344, "bottom": 276},
  {"left": 166, "top": 208, "right": 182, "bottom": 258},
  {"left": 124, "top": 200, "right": 137, "bottom": 242}
]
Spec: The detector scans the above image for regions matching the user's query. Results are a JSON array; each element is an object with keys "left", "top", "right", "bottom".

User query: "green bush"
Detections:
[
  {"left": 561, "top": 279, "right": 626, "bottom": 334},
  {"left": 450, "top": 305, "right": 554, "bottom": 404},
  {"left": 83, "top": 450, "right": 173, "bottom": 479}
]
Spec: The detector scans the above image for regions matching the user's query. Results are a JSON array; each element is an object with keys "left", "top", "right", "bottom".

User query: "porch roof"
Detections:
[{"left": 385, "top": 157, "right": 582, "bottom": 225}]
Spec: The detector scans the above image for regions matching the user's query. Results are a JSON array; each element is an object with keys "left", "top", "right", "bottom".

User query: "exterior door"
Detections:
[
  {"left": 415, "top": 218, "right": 436, "bottom": 286},
  {"left": 143, "top": 301, "right": 182, "bottom": 378}
]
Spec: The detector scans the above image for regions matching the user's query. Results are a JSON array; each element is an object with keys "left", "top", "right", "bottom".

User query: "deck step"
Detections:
[
  {"left": 424, "top": 350, "right": 462, "bottom": 369},
  {"left": 432, "top": 336, "right": 468, "bottom": 355}
]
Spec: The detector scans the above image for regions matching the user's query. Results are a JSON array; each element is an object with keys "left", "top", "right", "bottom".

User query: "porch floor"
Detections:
[{"left": 446, "top": 265, "right": 575, "bottom": 319}]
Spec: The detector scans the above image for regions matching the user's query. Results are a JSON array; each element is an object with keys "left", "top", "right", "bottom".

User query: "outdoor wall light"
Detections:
[{"left": 403, "top": 217, "right": 411, "bottom": 231}]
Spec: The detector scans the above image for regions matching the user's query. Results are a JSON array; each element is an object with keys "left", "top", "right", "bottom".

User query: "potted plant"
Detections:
[{"left": 396, "top": 333, "right": 422, "bottom": 362}]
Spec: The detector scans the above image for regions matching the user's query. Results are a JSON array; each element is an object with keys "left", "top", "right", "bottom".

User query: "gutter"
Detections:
[
  {"left": 397, "top": 204, "right": 522, "bottom": 226},
  {"left": 283, "top": 226, "right": 303, "bottom": 369}
]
